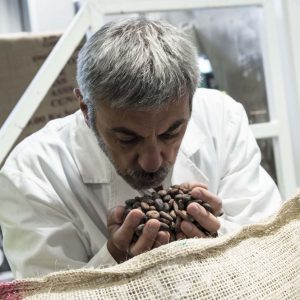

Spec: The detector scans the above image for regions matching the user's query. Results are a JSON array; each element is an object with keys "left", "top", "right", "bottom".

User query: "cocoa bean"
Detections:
[
  {"left": 142, "top": 198, "right": 155, "bottom": 205},
  {"left": 169, "top": 210, "right": 177, "bottom": 219},
  {"left": 141, "top": 214, "right": 148, "bottom": 223},
  {"left": 159, "top": 222, "right": 170, "bottom": 231},
  {"left": 175, "top": 209, "right": 189, "bottom": 221},
  {"left": 168, "top": 198, "right": 174, "bottom": 206},
  {"left": 172, "top": 184, "right": 180, "bottom": 189},
  {"left": 146, "top": 210, "right": 160, "bottom": 219},
  {"left": 174, "top": 194, "right": 184, "bottom": 200},
  {"left": 162, "top": 202, "right": 170, "bottom": 212},
  {"left": 163, "top": 194, "right": 172, "bottom": 202},
  {"left": 140, "top": 202, "right": 150, "bottom": 211},
  {"left": 195, "top": 199, "right": 203, "bottom": 205},
  {"left": 181, "top": 188, "right": 190, "bottom": 194},
  {"left": 178, "top": 200, "right": 185, "bottom": 210},
  {"left": 202, "top": 203, "right": 213, "bottom": 214},
  {"left": 181, "top": 194, "right": 192, "bottom": 203},
  {"left": 160, "top": 211, "right": 173, "bottom": 222},
  {"left": 159, "top": 218, "right": 171, "bottom": 226},
  {"left": 173, "top": 201, "right": 179, "bottom": 212},
  {"left": 135, "top": 224, "right": 144, "bottom": 236},
  {"left": 154, "top": 198, "right": 164, "bottom": 211},
  {"left": 170, "top": 188, "right": 179, "bottom": 196},
  {"left": 151, "top": 192, "right": 159, "bottom": 199},
  {"left": 158, "top": 190, "right": 167, "bottom": 197},
  {"left": 125, "top": 198, "right": 136, "bottom": 206},
  {"left": 132, "top": 202, "right": 141, "bottom": 209}
]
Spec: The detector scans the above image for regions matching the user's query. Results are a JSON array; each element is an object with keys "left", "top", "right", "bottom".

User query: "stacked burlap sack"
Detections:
[{"left": 1, "top": 193, "right": 299, "bottom": 300}]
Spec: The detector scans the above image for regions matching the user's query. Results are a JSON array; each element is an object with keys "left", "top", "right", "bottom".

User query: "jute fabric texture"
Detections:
[{"left": 1, "top": 193, "right": 300, "bottom": 300}]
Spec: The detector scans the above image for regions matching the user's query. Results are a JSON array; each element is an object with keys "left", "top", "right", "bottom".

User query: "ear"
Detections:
[{"left": 74, "top": 88, "right": 89, "bottom": 125}]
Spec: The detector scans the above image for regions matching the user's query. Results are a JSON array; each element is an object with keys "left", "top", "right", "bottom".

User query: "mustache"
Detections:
[{"left": 127, "top": 166, "right": 169, "bottom": 180}]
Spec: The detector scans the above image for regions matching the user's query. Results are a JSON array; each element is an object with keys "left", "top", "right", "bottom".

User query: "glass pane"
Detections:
[{"left": 257, "top": 138, "right": 277, "bottom": 184}]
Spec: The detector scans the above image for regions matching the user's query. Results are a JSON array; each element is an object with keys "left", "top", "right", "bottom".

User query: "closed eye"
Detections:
[
  {"left": 118, "top": 136, "right": 141, "bottom": 144},
  {"left": 159, "top": 132, "right": 180, "bottom": 140}
]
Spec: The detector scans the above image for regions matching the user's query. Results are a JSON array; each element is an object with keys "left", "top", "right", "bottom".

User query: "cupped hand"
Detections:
[
  {"left": 107, "top": 206, "right": 170, "bottom": 263},
  {"left": 178, "top": 183, "right": 222, "bottom": 239}
]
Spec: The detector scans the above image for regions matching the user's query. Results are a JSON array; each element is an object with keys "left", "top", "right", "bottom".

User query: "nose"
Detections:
[{"left": 138, "top": 140, "right": 163, "bottom": 173}]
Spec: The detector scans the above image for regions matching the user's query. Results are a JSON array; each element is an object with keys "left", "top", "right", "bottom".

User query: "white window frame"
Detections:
[{"left": 0, "top": 0, "right": 297, "bottom": 199}]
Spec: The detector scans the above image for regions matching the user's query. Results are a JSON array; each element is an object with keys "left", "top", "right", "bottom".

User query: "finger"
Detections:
[
  {"left": 153, "top": 231, "right": 170, "bottom": 249},
  {"left": 130, "top": 219, "right": 160, "bottom": 256},
  {"left": 112, "top": 209, "right": 144, "bottom": 250},
  {"left": 180, "top": 182, "right": 208, "bottom": 191},
  {"left": 180, "top": 220, "right": 207, "bottom": 238},
  {"left": 190, "top": 188, "right": 222, "bottom": 216},
  {"left": 107, "top": 206, "right": 126, "bottom": 233},
  {"left": 187, "top": 202, "right": 220, "bottom": 233}
]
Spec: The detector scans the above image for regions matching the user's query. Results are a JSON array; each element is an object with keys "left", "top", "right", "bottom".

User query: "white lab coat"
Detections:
[{"left": 0, "top": 89, "right": 282, "bottom": 279}]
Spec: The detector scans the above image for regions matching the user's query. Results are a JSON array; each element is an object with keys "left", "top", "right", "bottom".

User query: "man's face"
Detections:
[{"left": 88, "top": 96, "right": 190, "bottom": 190}]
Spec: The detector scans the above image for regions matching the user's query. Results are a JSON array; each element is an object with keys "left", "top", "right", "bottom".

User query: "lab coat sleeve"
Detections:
[
  {"left": 217, "top": 97, "right": 283, "bottom": 235},
  {"left": 0, "top": 172, "right": 116, "bottom": 279}
]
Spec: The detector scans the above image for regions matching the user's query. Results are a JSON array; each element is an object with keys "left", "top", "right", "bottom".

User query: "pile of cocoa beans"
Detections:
[{"left": 124, "top": 185, "right": 218, "bottom": 242}]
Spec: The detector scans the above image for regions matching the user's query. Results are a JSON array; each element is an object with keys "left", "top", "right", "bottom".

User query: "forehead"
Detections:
[{"left": 96, "top": 96, "right": 190, "bottom": 134}]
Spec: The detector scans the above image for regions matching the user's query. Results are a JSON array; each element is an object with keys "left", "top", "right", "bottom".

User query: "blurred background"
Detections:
[{"left": 1, "top": 0, "right": 300, "bottom": 281}]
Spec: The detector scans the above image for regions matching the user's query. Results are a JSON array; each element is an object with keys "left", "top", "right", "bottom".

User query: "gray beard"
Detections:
[{"left": 88, "top": 115, "right": 169, "bottom": 190}]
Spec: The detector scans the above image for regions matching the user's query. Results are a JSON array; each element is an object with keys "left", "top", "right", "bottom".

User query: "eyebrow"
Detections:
[{"left": 110, "top": 118, "right": 187, "bottom": 137}]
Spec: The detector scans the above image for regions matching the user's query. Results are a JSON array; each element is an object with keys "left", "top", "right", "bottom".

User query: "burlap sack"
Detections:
[{"left": 1, "top": 193, "right": 299, "bottom": 299}]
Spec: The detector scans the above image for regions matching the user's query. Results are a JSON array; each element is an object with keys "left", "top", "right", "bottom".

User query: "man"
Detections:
[{"left": 0, "top": 18, "right": 282, "bottom": 279}]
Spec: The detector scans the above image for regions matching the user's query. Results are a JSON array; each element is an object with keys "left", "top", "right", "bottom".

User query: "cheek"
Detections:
[
  {"left": 108, "top": 144, "right": 137, "bottom": 167},
  {"left": 162, "top": 141, "right": 182, "bottom": 163}
]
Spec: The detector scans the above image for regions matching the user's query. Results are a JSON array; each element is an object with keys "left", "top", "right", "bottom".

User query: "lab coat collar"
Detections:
[
  {"left": 180, "top": 113, "right": 207, "bottom": 158},
  {"left": 71, "top": 111, "right": 112, "bottom": 184},
  {"left": 175, "top": 115, "right": 209, "bottom": 186}
]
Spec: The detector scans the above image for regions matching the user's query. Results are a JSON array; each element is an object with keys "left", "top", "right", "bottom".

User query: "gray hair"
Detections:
[{"left": 76, "top": 18, "right": 199, "bottom": 110}]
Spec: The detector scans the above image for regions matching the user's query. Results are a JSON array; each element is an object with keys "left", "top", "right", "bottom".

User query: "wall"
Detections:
[
  {"left": 0, "top": 0, "right": 22, "bottom": 33},
  {"left": 285, "top": 0, "right": 300, "bottom": 186},
  {"left": 26, "top": 0, "right": 75, "bottom": 32}
]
